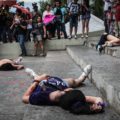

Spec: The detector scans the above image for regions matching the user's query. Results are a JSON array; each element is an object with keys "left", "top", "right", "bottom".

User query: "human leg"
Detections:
[
  {"left": 61, "top": 23, "right": 67, "bottom": 39},
  {"left": 33, "top": 40, "right": 38, "bottom": 56},
  {"left": 85, "top": 19, "right": 90, "bottom": 38},
  {"left": 63, "top": 65, "right": 92, "bottom": 87},
  {"left": 39, "top": 41, "right": 46, "bottom": 56},
  {"left": 74, "top": 17, "right": 78, "bottom": 39},
  {"left": 18, "top": 35, "right": 27, "bottom": 56},
  {"left": 96, "top": 33, "right": 108, "bottom": 49},
  {"left": 81, "top": 20, "right": 85, "bottom": 38},
  {"left": 68, "top": 18, "right": 73, "bottom": 39},
  {"left": 106, "top": 34, "right": 120, "bottom": 45},
  {"left": 25, "top": 68, "right": 49, "bottom": 82}
]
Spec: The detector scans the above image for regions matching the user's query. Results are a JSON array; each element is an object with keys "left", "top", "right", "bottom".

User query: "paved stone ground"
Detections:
[{"left": 0, "top": 51, "right": 120, "bottom": 120}]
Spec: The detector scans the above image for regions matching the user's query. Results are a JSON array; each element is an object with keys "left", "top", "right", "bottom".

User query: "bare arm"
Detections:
[
  {"left": 43, "top": 25, "right": 47, "bottom": 37},
  {"left": 22, "top": 82, "right": 39, "bottom": 104},
  {"left": 85, "top": 96, "right": 103, "bottom": 111},
  {"left": 22, "top": 74, "right": 50, "bottom": 104},
  {"left": 85, "top": 96, "right": 103, "bottom": 104},
  {"left": 19, "top": 24, "right": 27, "bottom": 30},
  {"left": 34, "top": 74, "right": 50, "bottom": 82}
]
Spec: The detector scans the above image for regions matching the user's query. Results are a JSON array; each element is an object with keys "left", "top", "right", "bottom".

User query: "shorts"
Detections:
[
  {"left": 70, "top": 15, "right": 78, "bottom": 28},
  {"left": 0, "top": 63, "right": 17, "bottom": 71},
  {"left": 81, "top": 12, "right": 91, "bottom": 20},
  {"left": 34, "top": 35, "right": 42, "bottom": 42},
  {"left": 36, "top": 35, "right": 42, "bottom": 41},
  {"left": 40, "top": 77, "right": 69, "bottom": 90}
]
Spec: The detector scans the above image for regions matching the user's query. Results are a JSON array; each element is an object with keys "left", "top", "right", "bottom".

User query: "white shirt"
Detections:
[
  {"left": 43, "top": 10, "right": 54, "bottom": 20},
  {"left": 103, "top": 0, "right": 112, "bottom": 11},
  {"left": 68, "top": 2, "right": 80, "bottom": 14}
]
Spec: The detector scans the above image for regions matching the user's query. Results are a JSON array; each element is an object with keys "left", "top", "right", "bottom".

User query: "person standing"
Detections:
[
  {"left": 103, "top": 0, "right": 112, "bottom": 33},
  {"left": 43, "top": 4, "right": 55, "bottom": 39},
  {"left": 81, "top": 0, "right": 91, "bottom": 38},
  {"left": 16, "top": 15, "right": 27, "bottom": 56},
  {"left": 32, "top": 16, "right": 47, "bottom": 57},
  {"left": 68, "top": 0, "right": 80, "bottom": 39},
  {"left": 53, "top": 0, "right": 68, "bottom": 39},
  {"left": 114, "top": 0, "right": 120, "bottom": 37}
]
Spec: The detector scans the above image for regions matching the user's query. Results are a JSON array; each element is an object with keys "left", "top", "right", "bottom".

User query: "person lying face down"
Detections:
[
  {"left": 22, "top": 66, "right": 105, "bottom": 114},
  {"left": 0, "top": 57, "right": 24, "bottom": 71}
]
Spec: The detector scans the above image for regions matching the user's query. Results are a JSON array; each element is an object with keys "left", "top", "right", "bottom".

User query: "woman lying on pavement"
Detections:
[
  {"left": 0, "top": 57, "right": 24, "bottom": 71},
  {"left": 96, "top": 33, "right": 120, "bottom": 53},
  {"left": 22, "top": 65, "right": 105, "bottom": 114}
]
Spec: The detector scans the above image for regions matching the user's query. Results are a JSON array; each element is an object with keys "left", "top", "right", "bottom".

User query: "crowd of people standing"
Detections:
[
  {"left": 0, "top": 0, "right": 91, "bottom": 56},
  {"left": 1, "top": 0, "right": 120, "bottom": 57},
  {"left": 103, "top": 0, "right": 120, "bottom": 37}
]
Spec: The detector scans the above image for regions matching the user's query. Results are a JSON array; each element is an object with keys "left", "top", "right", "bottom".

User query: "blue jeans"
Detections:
[{"left": 17, "top": 35, "right": 27, "bottom": 55}]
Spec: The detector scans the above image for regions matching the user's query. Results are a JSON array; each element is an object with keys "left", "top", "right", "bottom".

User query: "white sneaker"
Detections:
[
  {"left": 74, "top": 35, "right": 77, "bottom": 39},
  {"left": 25, "top": 68, "right": 38, "bottom": 78},
  {"left": 68, "top": 35, "right": 72, "bottom": 39},
  {"left": 85, "top": 35, "right": 88, "bottom": 38},
  {"left": 83, "top": 65, "right": 92, "bottom": 77},
  {"left": 15, "top": 57, "right": 23, "bottom": 64},
  {"left": 81, "top": 35, "right": 84, "bottom": 38}
]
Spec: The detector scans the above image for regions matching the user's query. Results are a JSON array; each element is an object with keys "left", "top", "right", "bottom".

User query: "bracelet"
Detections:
[{"left": 33, "top": 80, "right": 40, "bottom": 83}]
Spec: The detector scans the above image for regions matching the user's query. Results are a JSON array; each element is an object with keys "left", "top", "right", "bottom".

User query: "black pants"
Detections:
[{"left": 96, "top": 34, "right": 108, "bottom": 49}]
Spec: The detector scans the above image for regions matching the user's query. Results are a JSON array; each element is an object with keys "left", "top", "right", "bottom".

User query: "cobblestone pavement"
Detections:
[{"left": 0, "top": 51, "right": 120, "bottom": 120}]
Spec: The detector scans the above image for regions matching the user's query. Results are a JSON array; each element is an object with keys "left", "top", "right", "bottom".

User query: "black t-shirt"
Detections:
[{"left": 16, "top": 21, "right": 27, "bottom": 35}]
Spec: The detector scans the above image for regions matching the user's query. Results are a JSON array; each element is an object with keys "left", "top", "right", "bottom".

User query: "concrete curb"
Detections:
[
  {"left": 86, "top": 40, "right": 120, "bottom": 58},
  {"left": 0, "top": 39, "right": 83, "bottom": 57},
  {"left": 67, "top": 46, "right": 120, "bottom": 114}
]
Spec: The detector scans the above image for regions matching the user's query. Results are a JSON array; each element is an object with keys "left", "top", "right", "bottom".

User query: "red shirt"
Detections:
[{"left": 115, "top": 4, "right": 120, "bottom": 22}]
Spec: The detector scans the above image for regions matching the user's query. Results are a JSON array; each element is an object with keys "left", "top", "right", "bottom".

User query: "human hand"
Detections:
[{"left": 64, "top": 88, "right": 73, "bottom": 92}]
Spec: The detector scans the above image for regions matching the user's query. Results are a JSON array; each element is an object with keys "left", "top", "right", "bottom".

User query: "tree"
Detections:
[
  {"left": 92, "top": 0, "right": 104, "bottom": 19},
  {"left": 39, "top": 1, "right": 49, "bottom": 15}
]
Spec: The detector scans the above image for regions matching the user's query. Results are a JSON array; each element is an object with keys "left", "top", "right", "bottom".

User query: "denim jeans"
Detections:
[
  {"left": 17, "top": 34, "right": 27, "bottom": 55},
  {"left": 61, "top": 23, "right": 67, "bottom": 38}
]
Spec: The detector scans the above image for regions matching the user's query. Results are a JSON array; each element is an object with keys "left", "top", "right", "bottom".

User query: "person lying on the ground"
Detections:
[
  {"left": 22, "top": 65, "right": 105, "bottom": 114},
  {"left": 0, "top": 57, "right": 24, "bottom": 71},
  {"left": 96, "top": 33, "right": 120, "bottom": 53}
]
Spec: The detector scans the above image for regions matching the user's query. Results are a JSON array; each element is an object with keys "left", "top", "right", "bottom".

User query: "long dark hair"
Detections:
[
  {"left": 83, "top": 0, "right": 90, "bottom": 8},
  {"left": 59, "top": 90, "right": 104, "bottom": 115}
]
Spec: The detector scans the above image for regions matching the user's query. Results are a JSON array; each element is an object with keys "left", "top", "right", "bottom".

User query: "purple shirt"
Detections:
[
  {"left": 29, "top": 85, "right": 56, "bottom": 105},
  {"left": 29, "top": 77, "right": 69, "bottom": 105}
]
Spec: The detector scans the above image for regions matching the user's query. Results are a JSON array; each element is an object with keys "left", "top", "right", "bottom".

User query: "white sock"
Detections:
[
  {"left": 15, "top": 57, "right": 23, "bottom": 64},
  {"left": 25, "top": 68, "right": 38, "bottom": 78},
  {"left": 78, "top": 72, "right": 86, "bottom": 80}
]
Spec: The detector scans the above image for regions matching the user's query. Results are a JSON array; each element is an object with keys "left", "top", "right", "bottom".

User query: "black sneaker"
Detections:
[{"left": 98, "top": 45, "right": 103, "bottom": 54}]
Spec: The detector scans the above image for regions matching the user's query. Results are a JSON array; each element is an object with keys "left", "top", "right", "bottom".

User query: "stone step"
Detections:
[
  {"left": 67, "top": 45, "right": 120, "bottom": 114},
  {"left": 0, "top": 36, "right": 102, "bottom": 57},
  {"left": 84, "top": 36, "right": 120, "bottom": 58}
]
